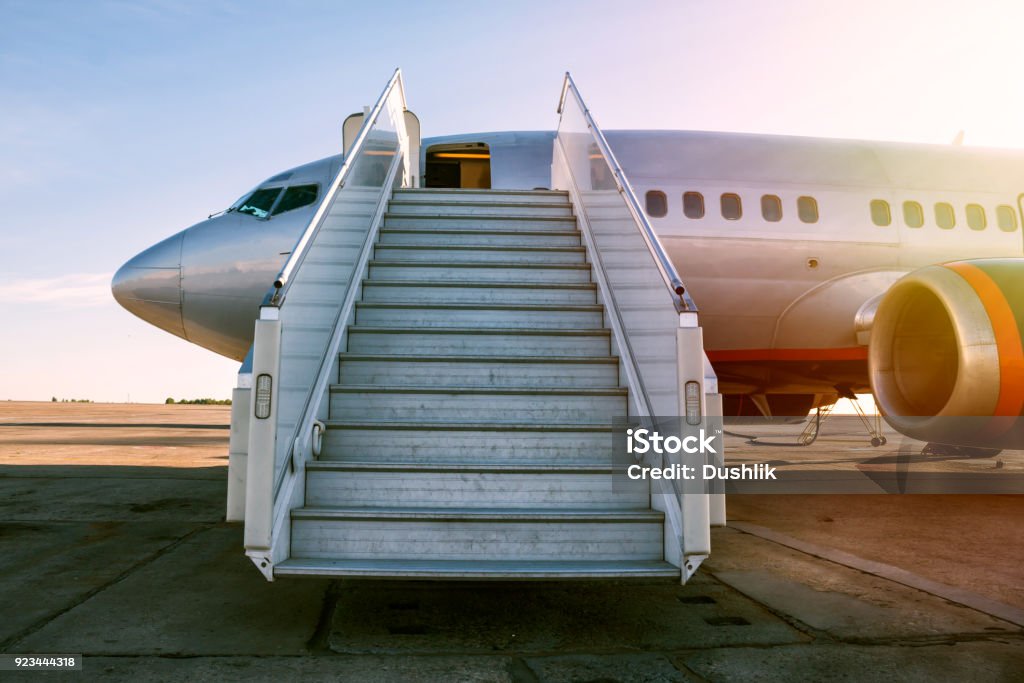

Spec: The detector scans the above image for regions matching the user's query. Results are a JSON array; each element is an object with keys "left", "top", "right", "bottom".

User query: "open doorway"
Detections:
[{"left": 425, "top": 142, "right": 491, "bottom": 189}]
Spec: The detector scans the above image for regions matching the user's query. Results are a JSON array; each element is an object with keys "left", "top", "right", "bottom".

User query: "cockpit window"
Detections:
[
  {"left": 271, "top": 185, "right": 319, "bottom": 216},
  {"left": 236, "top": 187, "right": 282, "bottom": 219}
]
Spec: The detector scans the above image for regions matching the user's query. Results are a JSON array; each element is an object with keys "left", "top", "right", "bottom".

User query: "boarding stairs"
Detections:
[
  {"left": 233, "top": 70, "right": 724, "bottom": 583},
  {"left": 283, "top": 188, "right": 678, "bottom": 578}
]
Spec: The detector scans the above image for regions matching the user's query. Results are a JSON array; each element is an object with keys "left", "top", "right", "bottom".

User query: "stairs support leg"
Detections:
[
  {"left": 705, "top": 391, "right": 726, "bottom": 528},
  {"left": 226, "top": 386, "right": 251, "bottom": 522}
]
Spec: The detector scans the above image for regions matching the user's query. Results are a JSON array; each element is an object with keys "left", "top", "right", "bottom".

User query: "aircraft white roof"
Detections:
[{"left": 606, "top": 130, "right": 1024, "bottom": 193}]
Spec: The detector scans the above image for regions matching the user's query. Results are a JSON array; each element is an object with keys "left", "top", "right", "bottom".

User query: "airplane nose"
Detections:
[{"left": 111, "top": 232, "right": 187, "bottom": 338}]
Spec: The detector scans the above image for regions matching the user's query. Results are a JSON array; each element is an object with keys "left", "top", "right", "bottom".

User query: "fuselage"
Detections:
[{"left": 112, "top": 129, "right": 1024, "bottom": 401}]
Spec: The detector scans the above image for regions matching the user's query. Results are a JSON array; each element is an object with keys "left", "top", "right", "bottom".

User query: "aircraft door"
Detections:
[{"left": 424, "top": 143, "right": 491, "bottom": 189}]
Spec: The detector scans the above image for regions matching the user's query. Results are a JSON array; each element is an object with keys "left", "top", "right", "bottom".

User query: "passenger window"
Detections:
[
  {"left": 683, "top": 192, "right": 705, "bottom": 219},
  {"left": 797, "top": 196, "right": 818, "bottom": 223},
  {"left": 934, "top": 202, "right": 955, "bottom": 230},
  {"left": 646, "top": 190, "right": 668, "bottom": 218},
  {"left": 272, "top": 185, "right": 319, "bottom": 216},
  {"left": 870, "top": 200, "right": 891, "bottom": 226},
  {"left": 903, "top": 201, "right": 924, "bottom": 228},
  {"left": 996, "top": 205, "right": 1018, "bottom": 232},
  {"left": 235, "top": 187, "right": 283, "bottom": 219},
  {"left": 761, "top": 195, "right": 782, "bottom": 222},
  {"left": 721, "top": 193, "right": 742, "bottom": 220},
  {"left": 966, "top": 204, "right": 986, "bottom": 231}
]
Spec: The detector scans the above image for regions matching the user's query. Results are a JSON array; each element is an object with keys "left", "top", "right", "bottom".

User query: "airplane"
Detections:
[{"left": 112, "top": 127, "right": 1024, "bottom": 455}]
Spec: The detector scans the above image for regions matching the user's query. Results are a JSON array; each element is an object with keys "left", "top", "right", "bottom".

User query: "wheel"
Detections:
[{"left": 871, "top": 437, "right": 882, "bottom": 447}]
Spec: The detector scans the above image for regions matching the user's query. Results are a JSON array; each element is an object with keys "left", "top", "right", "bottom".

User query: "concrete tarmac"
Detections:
[{"left": 0, "top": 401, "right": 1022, "bottom": 681}]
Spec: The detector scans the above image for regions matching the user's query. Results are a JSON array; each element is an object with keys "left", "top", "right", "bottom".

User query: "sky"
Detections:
[{"left": 2, "top": 0, "right": 1023, "bottom": 403}]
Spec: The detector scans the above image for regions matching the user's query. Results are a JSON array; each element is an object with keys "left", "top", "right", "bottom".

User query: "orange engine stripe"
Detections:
[
  {"left": 945, "top": 262, "right": 1024, "bottom": 417},
  {"left": 706, "top": 347, "right": 869, "bottom": 363}
]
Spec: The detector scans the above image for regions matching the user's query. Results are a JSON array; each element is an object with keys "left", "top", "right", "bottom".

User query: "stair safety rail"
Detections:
[
  {"left": 243, "top": 69, "right": 415, "bottom": 579},
  {"left": 556, "top": 75, "right": 696, "bottom": 315},
  {"left": 553, "top": 72, "right": 723, "bottom": 581}
]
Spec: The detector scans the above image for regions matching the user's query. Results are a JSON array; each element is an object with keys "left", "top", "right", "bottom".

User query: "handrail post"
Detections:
[
  {"left": 244, "top": 307, "right": 281, "bottom": 556},
  {"left": 676, "top": 313, "right": 711, "bottom": 581}
]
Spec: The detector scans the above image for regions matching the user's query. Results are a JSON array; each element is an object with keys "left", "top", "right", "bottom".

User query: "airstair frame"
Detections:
[{"left": 225, "top": 69, "right": 725, "bottom": 583}]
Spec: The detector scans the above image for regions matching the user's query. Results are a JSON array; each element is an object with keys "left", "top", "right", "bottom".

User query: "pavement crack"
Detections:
[
  {"left": 699, "top": 569, "right": 831, "bottom": 644},
  {"left": 728, "top": 522, "right": 1024, "bottom": 629},
  {"left": 667, "top": 651, "right": 712, "bottom": 683},
  {"left": 0, "top": 523, "right": 215, "bottom": 653},
  {"left": 507, "top": 656, "right": 540, "bottom": 683},
  {"left": 306, "top": 581, "right": 341, "bottom": 654}
]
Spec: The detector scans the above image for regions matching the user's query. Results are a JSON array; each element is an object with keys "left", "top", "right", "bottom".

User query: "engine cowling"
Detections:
[{"left": 868, "top": 258, "right": 1024, "bottom": 450}]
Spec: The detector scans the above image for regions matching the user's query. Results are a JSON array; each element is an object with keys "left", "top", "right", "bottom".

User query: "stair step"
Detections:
[
  {"left": 396, "top": 188, "right": 567, "bottom": 195},
  {"left": 294, "top": 506, "right": 660, "bottom": 522},
  {"left": 383, "top": 214, "right": 576, "bottom": 231},
  {"left": 264, "top": 186, "right": 674, "bottom": 578},
  {"left": 367, "top": 260, "right": 592, "bottom": 283},
  {"left": 290, "top": 507, "right": 664, "bottom": 562},
  {"left": 304, "top": 462, "right": 645, "bottom": 508},
  {"left": 307, "top": 461, "right": 613, "bottom": 473},
  {"left": 379, "top": 228, "right": 581, "bottom": 247},
  {"left": 373, "top": 244, "right": 587, "bottom": 264},
  {"left": 346, "top": 326, "right": 611, "bottom": 356},
  {"left": 354, "top": 302, "right": 604, "bottom": 329},
  {"left": 338, "top": 353, "right": 619, "bottom": 388},
  {"left": 320, "top": 421, "right": 614, "bottom": 464},
  {"left": 388, "top": 200, "right": 573, "bottom": 218},
  {"left": 394, "top": 188, "right": 569, "bottom": 204},
  {"left": 361, "top": 280, "right": 598, "bottom": 305},
  {"left": 275, "top": 558, "right": 679, "bottom": 579},
  {"left": 328, "top": 386, "right": 627, "bottom": 423}
]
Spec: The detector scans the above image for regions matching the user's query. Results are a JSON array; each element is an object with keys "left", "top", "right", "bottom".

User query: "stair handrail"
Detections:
[
  {"left": 557, "top": 73, "right": 697, "bottom": 314},
  {"left": 244, "top": 68, "right": 412, "bottom": 579},
  {"left": 553, "top": 72, "right": 715, "bottom": 581},
  {"left": 263, "top": 68, "right": 408, "bottom": 308},
  {"left": 272, "top": 67, "right": 411, "bottom": 500}
]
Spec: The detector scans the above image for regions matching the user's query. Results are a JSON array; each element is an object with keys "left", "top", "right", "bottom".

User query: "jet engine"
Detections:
[{"left": 868, "top": 259, "right": 1024, "bottom": 450}]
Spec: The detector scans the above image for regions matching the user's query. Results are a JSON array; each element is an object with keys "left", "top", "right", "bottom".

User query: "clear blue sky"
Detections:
[{"left": 2, "top": 0, "right": 1022, "bottom": 403}]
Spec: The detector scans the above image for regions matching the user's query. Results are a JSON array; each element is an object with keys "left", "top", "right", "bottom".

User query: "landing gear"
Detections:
[
  {"left": 844, "top": 394, "right": 887, "bottom": 447},
  {"left": 798, "top": 403, "right": 834, "bottom": 445},
  {"left": 797, "top": 399, "right": 888, "bottom": 447},
  {"left": 724, "top": 391, "right": 890, "bottom": 448}
]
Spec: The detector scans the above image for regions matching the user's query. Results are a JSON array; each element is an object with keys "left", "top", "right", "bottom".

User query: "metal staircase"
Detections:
[
  {"left": 232, "top": 70, "right": 724, "bottom": 584},
  {"left": 276, "top": 188, "right": 678, "bottom": 579}
]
